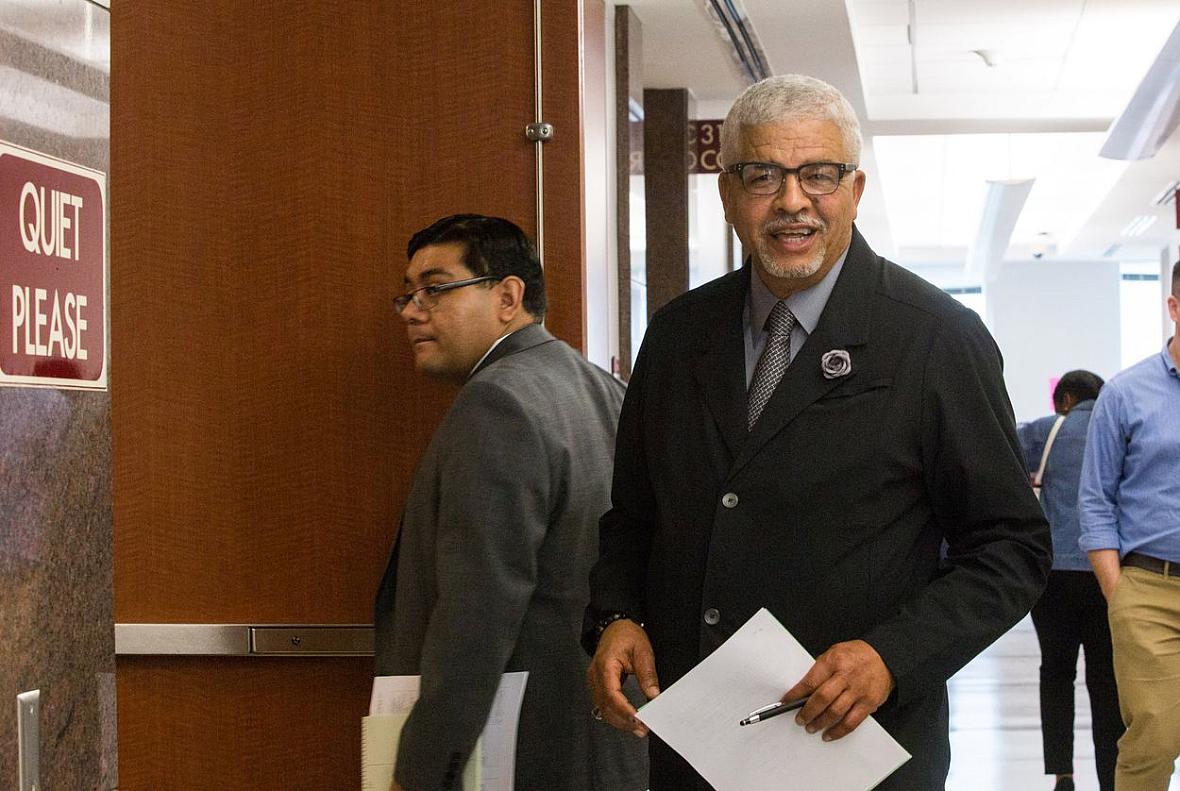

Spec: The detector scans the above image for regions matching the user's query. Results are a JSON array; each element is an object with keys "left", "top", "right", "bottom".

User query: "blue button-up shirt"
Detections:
[
  {"left": 1018, "top": 400, "right": 1096, "bottom": 571},
  {"left": 1079, "top": 340, "right": 1180, "bottom": 561}
]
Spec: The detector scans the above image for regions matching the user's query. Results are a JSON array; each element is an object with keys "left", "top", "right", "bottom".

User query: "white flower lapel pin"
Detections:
[{"left": 821, "top": 349, "right": 852, "bottom": 380}]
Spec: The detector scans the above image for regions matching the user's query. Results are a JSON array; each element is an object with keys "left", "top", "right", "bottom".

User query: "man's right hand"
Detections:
[
  {"left": 1089, "top": 548, "right": 1122, "bottom": 600},
  {"left": 587, "top": 620, "right": 660, "bottom": 738}
]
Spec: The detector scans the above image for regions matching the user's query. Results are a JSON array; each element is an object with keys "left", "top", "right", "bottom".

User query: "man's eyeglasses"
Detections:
[
  {"left": 724, "top": 161, "right": 858, "bottom": 197},
  {"left": 394, "top": 275, "right": 500, "bottom": 314}
]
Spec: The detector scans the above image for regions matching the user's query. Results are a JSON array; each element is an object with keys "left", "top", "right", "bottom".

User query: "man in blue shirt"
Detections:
[
  {"left": 1020, "top": 370, "right": 1121, "bottom": 791},
  {"left": 1079, "top": 260, "right": 1180, "bottom": 791}
]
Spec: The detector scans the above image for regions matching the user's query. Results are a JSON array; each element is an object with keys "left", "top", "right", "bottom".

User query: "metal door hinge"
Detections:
[{"left": 525, "top": 122, "right": 555, "bottom": 142}]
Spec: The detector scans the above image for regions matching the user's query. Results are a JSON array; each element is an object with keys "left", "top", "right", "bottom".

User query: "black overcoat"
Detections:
[{"left": 589, "top": 228, "right": 1051, "bottom": 790}]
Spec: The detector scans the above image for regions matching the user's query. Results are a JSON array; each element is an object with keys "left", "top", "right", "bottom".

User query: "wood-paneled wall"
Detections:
[{"left": 111, "top": 2, "right": 590, "bottom": 787}]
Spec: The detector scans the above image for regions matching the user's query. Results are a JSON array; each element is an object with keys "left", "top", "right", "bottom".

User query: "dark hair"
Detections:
[
  {"left": 1172, "top": 260, "right": 1179, "bottom": 298},
  {"left": 406, "top": 214, "right": 546, "bottom": 321},
  {"left": 1053, "top": 369, "right": 1104, "bottom": 413}
]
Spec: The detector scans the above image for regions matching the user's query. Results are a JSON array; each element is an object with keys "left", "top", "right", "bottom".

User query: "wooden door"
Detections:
[{"left": 111, "top": 2, "right": 589, "bottom": 787}]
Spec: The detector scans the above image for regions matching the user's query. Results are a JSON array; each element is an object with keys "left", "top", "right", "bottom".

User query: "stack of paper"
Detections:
[{"left": 362, "top": 672, "right": 528, "bottom": 791}]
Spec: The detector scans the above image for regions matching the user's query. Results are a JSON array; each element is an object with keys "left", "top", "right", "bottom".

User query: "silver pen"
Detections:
[{"left": 738, "top": 695, "right": 810, "bottom": 726}]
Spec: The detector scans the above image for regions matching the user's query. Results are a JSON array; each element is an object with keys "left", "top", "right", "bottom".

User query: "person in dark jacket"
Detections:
[{"left": 585, "top": 74, "right": 1051, "bottom": 791}]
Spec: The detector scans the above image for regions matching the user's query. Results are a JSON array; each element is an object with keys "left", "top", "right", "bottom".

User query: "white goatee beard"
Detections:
[{"left": 754, "top": 237, "right": 826, "bottom": 280}]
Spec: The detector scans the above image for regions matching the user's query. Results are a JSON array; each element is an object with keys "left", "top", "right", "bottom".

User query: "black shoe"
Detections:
[{"left": 1053, "top": 778, "right": 1074, "bottom": 791}]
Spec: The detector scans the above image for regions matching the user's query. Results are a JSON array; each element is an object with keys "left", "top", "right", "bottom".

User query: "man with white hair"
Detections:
[{"left": 585, "top": 74, "right": 1051, "bottom": 789}]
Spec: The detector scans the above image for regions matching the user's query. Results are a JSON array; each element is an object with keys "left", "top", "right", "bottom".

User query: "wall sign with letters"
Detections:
[
  {"left": 627, "top": 119, "right": 725, "bottom": 176},
  {"left": 0, "top": 141, "right": 107, "bottom": 390},
  {"left": 689, "top": 120, "right": 724, "bottom": 174}
]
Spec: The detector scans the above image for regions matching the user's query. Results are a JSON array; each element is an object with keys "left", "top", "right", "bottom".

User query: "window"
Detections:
[
  {"left": 944, "top": 286, "right": 985, "bottom": 321},
  {"left": 1119, "top": 263, "right": 1163, "bottom": 369}
]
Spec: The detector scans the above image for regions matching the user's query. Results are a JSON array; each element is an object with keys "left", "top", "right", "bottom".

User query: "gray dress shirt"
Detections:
[{"left": 743, "top": 249, "right": 848, "bottom": 388}]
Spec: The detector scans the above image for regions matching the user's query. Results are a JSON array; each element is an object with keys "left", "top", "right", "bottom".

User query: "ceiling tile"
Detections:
[{"left": 850, "top": 0, "right": 911, "bottom": 27}]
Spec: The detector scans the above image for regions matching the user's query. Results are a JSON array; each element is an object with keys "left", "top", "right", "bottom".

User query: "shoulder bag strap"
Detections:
[{"left": 1033, "top": 414, "right": 1067, "bottom": 487}]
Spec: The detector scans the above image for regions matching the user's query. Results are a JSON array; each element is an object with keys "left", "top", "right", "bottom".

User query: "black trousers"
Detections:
[{"left": 1030, "top": 570, "right": 1123, "bottom": 791}]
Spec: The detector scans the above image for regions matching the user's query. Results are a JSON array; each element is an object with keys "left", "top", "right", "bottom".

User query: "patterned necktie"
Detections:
[{"left": 747, "top": 300, "right": 796, "bottom": 428}]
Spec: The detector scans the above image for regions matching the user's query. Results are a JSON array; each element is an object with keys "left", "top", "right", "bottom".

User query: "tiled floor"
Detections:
[{"left": 946, "top": 617, "right": 1180, "bottom": 790}]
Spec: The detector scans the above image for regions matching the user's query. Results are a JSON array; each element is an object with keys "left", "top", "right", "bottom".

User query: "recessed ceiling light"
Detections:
[{"left": 1120, "top": 214, "right": 1158, "bottom": 237}]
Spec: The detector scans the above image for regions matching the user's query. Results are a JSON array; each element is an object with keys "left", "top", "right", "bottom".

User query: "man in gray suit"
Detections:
[{"left": 375, "top": 214, "right": 647, "bottom": 791}]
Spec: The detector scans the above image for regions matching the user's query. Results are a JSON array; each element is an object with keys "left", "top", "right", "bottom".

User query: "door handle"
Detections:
[{"left": 114, "top": 624, "right": 374, "bottom": 656}]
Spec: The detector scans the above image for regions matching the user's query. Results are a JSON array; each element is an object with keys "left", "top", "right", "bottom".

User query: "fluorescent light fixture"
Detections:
[
  {"left": 966, "top": 179, "right": 1035, "bottom": 279},
  {"left": 701, "top": 0, "right": 769, "bottom": 84},
  {"left": 1100, "top": 22, "right": 1180, "bottom": 160},
  {"left": 1102, "top": 243, "right": 1123, "bottom": 258},
  {"left": 1151, "top": 180, "right": 1179, "bottom": 207},
  {"left": 1120, "top": 214, "right": 1158, "bottom": 238}
]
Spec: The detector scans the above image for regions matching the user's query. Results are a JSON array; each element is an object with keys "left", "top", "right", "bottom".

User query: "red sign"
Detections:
[{"left": 0, "top": 142, "right": 107, "bottom": 389}]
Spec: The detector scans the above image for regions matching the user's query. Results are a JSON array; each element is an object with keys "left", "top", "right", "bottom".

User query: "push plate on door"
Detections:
[
  {"left": 250, "top": 626, "right": 373, "bottom": 655},
  {"left": 114, "top": 624, "right": 374, "bottom": 656}
]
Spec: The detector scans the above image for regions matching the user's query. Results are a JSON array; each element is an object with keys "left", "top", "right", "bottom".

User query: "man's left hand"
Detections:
[{"left": 781, "top": 639, "right": 895, "bottom": 741}]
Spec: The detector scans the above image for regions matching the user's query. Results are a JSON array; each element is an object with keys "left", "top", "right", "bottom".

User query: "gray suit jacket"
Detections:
[{"left": 375, "top": 324, "right": 647, "bottom": 791}]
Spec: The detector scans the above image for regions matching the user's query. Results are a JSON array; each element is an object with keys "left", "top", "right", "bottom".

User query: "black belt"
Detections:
[{"left": 1122, "top": 552, "right": 1176, "bottom": 576}]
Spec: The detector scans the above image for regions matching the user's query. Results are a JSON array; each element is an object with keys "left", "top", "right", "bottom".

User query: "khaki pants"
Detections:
[{"left": 1108, "top": 565, "right": 1180, "bottom": 790}]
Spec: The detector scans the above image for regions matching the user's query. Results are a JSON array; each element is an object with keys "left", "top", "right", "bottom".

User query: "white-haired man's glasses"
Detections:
[{"left": 724, "top": 161, "right": 858, "bottom": 197}]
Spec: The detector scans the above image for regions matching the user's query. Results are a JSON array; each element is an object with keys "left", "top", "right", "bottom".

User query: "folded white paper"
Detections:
[
  {"left": 636, "top": 608, "right": 910, "bottom": 790},
  {"left": 364, "top": 671, "right": 528, "bottom": 791}
]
